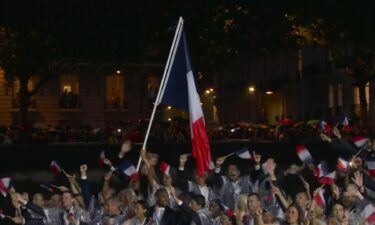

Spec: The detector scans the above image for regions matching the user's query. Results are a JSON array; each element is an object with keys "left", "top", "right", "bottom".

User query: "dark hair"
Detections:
[
  {"left": 154, "top": 188, "right": 168, "bottom": 198},
  {"left": 192, "top": 194, "right": 206, "bottom": 208},
  {"left": 62, "top": 191, "right": 74, "bottom": 198},
  {"left": 178, "top": 192, "right": 193, "bottom": 205},
  {"left": 136, "top": 200, "right": 149, "bottom": 211},
  {"left": 247, "top": 192, "right": 261, "bottom": 201}
]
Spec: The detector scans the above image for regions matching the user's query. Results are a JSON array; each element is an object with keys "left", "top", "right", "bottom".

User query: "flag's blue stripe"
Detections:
[{"left": 159, "top": 30, "right": 190, "bottom": 111}]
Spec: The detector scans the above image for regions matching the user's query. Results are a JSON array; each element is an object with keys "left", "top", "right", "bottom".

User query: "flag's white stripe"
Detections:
[
  {"left": 298, "top": 151, "right": 312, "bottom": 161},
  {"left": 368, "top": 161, "right": 375, "bottom": 169},
  {"left": 362, "top": 203, "right": 375, "bottom": 219},
  {"left": 187, "top": 71, "right": 203, "bottom": 122},
  {"left": 355, "top": 139, "right": 368, "bottom": 147},
  {"left": 124, "top": 166, "right": 137, "bottom": 176},
  {"left": 238, "top": 151, "right": 252, "bottom": 159}
]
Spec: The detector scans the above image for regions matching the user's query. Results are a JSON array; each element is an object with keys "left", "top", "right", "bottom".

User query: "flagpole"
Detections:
[{"left": 136, "top": 17, "right": 184, "bottom": 171}]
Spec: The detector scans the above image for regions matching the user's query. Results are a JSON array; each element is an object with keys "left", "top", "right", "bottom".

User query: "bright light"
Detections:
[
  {"left": 200, "top": 102, "right": 203, "bottom": 105},
  {"left": 249, "top": 86, "right": 255, "bottom": 92},
  {"left": 266, "top": 91, "right": 274, "bottom": 95},
  {"left": 116, "top": 70, "right": 121, "bottom": 74},
  {"left": 209, "top": 88, "right": 214, "bottom": 92},
  {"left": 205, "top": 90, "right": 210, "bottom": 94},
  {"left": 167, "top": 106, "right": 171, "bottom": 110},
  {"left": 117, "top": 128, "right": 121, "bottom": 133},
  {"left": 168, "top": 118, "right": 171, "bottom": 121}
]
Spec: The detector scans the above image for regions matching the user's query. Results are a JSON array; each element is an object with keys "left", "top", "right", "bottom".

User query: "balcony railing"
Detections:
[
  {"left": 104, "top": 99, "right": 128, "bottom": 110},
  {"left": 12, "top": 99, "right": 36, "bottom": 109},
  {"left": 59, "top": 97, "right": 82, "bottom": 109}
]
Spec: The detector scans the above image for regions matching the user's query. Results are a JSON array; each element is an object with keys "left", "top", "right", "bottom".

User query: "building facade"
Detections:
[
  {"left": 213, "top": 47, "right": 375, "bottom": 124},
  {"left": 0, "top": 64, "right": 164, "bottom": 128}
]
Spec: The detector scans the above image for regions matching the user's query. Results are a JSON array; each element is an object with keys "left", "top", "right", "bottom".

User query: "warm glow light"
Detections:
[
  {"left": 168, "top": 118, "right": 171, "bottom": 121},
  {"left": 209, "top": 88, "right": 214, "bottom": 92},
  {"left": 266, "top": 91, "right": 274, "bottom": 95},
  {"left": 249, "top": 86, "right": 255, "bottom": 92},
  {"left": 205, "top": 90, "right": 210, "bottom": 94},
  {"left": 167, "top": 106, "right": 171, "bottom": 110},
  {"left": 200, "top": 102, "right": 203, "bottom": 105},
  {"left": 116, "top": 70, "right": 121, "bottom": 74}
]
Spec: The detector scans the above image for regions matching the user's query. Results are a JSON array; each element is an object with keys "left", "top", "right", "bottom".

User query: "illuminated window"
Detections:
[
  {"left": 63, "top": 85, "right": 72, "bottom": 92},
  {"left": 354, "top": 82, "right": 370, "bottom": 107},
  {"left": 106, "top": 73, "right": 124, "bottom": 108},
  {"left": 60, "top": 75, "right": 79, "bottom": 94},
  {"left": 328, "top": 85, "right": 334, "bottom": 108},
  {"left": 338, "top": 84, "right": 343, "bottom": 106}
]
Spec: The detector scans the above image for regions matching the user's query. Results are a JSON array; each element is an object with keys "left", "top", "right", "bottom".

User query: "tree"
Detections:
[{"left": 284, "top": 0, "right": 375, "bottom": 123}]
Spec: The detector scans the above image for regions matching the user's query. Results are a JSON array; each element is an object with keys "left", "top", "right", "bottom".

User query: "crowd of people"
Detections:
[
  {"left": 0, "top": 117, "right": 373, "bottom": 145},
  {"left": 1, "top": 124, "right": 375, "bottom": 225}
]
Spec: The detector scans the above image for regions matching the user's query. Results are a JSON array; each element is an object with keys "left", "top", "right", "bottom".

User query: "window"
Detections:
[
  {"left": 338, "top": 83, "right": 343, "bottom": 106},
  {"left": 60, "top": 75, "right": 80, "bottom": 108},
  {"left": 329, "top": 85, "right": 334, "bottom": 108},
  {"left": 106, "top": 74, "right": 124, "bottom": 109},
  {"left": 60, "top": 75, "right": 79, "bottom": 94},
  {"left": 63, "top": 85, "right": 72, "bottom": 92},
  {"left": 353, "top": 82, "right": 370, "bottom": 110}
]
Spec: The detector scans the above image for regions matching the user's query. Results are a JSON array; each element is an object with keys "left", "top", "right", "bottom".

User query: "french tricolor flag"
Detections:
[
  {"left": 313, "top": 189, "right": 326, "bottom": 208},
  {"left": 40, "top": 183, "right": 57, "bottom": 193},
  {"left": 343, "top": 116, "right": 351, "bottom": 132},
  {"left": 320, "top": 121, "right": 332, "bottom": 133},
  {"left": 318, "top": 171, "right": 336, "bottom": 185},
  {"left": 156, "top": 17, "right": 211, "bottom": 176},
  {"left": 295, "top": 145, "right": 314, "bottom": 165},
  {"left": 336, "top": 158, "right": 349, "bottom": 171},
  {"left": 160, "top": 162, "right": 171, "bottom": 176},
  {"left": 351, "top": 136, "right": 369, "bottom": 148},
  {"left": 314, "top": 161, "right": 330, "bottom": 178},
  {"left": 98, "top": 150, "right": 106, "bottom": 166},
  {"left": 119, "top": 161, "right": 139, "bottom": 181},
  {"left": 222, "top": 204, "right": 234, "bottom": 217},
  {"left": 367, "top": 155, "right": 375, "bottom": 177},
  {"left": 315, "top": 161, "right": 336, "bottom": 184},
  {"left": 235, "top": 148, "right": 253, "bottom": 160},
  {"left": 358, "top": 200, "right": 375, "bottom": 224},
  {"left": 50, "top": 161, "right": 63, "bottom": 175},
  {"left": 0, "top": 177, "right": 11, "bottom": 197}
]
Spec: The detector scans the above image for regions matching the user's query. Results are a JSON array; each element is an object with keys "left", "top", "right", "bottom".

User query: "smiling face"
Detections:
[
  {"left": 155, "top": 189, "right": 169, "bottom": 207},
  {"left": 227, "top": 165, "right": 240, "bottom": 182}
]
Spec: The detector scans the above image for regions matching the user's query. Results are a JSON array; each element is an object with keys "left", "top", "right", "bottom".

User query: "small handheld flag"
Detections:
[
  {"left": 160, "top": 162, "right": 171, "bottom": 176},
  {"left": 0, "top": 178, "right": 11, "bottom": 197},
  {"left": 119, "top": 161, "right": 139, "bottom": 181},
  {"left": 98, "top": 150, "right": 106, "bottom": 166},
  {"left": 50, "top": 161, "right": 63, "bottom": 175},
  {"left": 295, "top": 145, "right": 314, "bottom": 165},
  {"left": 234, "top": 148, "right": 253, "bottom": 160}
]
